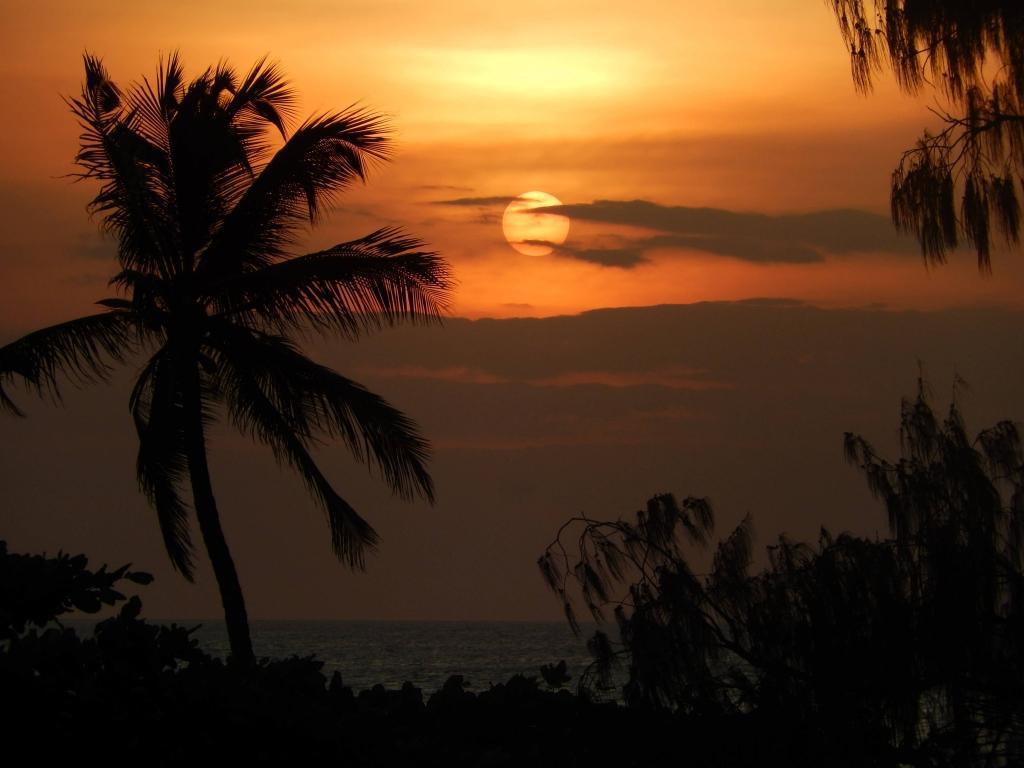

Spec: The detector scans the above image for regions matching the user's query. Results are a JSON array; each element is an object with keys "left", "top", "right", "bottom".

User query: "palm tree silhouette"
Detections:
[{"left": 0, "top": 54, "right": 452, "bottom": 664}]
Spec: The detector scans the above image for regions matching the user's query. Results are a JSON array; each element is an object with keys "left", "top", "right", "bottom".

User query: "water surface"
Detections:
[{"left": 129, "top": 619, "right": 595, "bottom": 692}]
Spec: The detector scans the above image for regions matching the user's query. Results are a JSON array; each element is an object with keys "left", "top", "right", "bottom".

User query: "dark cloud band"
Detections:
[
  {"left": 432, "top": 196, "right": 515, "bottom": 207},
  {"left": 433, "top": 196, "right": 917, "bottom": 268},
  {"left": 545, "top": 199, "right": 915, "bottom": 265}
]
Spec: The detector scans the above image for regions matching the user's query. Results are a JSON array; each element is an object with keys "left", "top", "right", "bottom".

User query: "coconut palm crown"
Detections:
[{"left": 0, "top": 54, "right": 452, "bottom": 663}]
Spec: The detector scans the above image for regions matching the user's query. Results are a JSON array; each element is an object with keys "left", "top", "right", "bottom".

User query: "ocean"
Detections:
[{"left": 79, "top": 619, "right": 600, "bottom": 693}]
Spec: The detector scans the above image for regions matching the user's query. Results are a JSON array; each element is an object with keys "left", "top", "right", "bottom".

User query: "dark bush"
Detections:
[
  {"left": 0, "top": 543, "right": 696, "bottom": 766},
  {"left": 541, "top": 384, "right": 1024, "bottom": 767}
]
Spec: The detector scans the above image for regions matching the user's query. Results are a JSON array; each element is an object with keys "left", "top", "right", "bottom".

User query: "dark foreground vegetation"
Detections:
[
  {"left": 542, "top": 383, "right": 1024, "bottom": 767},
  {"left": 3, "top": 385, "right": 1022, "bottom": 766},
  {"left": 0, "top": 542, "right": 721, "bottom": 767},
  {"left": 3, "top": 5, "right": 1023, "bottom": 761}
]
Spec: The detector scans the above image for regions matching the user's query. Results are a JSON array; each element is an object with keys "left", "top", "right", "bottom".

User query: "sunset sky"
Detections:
[
  {"left": 2, "top": 1, "right": 1023, "bottom": 621},
  {"left": 4, "top": 0, "right": 1024, "bottom": 327}
]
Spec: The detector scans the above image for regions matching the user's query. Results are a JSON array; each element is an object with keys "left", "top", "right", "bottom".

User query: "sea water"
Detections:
[{"left": 75, "top": 619, "right": 599, "bottom": 693}]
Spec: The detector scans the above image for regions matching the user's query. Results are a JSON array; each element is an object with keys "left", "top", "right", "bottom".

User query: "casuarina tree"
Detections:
[
  {"left": 542, "top": 381, "right": 1024, "bottom": 765},
  {"left": 830, "top": 1, "right": 1024, "bottom": 268}
]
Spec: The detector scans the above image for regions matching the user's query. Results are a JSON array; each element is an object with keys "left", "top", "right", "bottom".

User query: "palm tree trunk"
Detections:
[{"left": 182, "top": 364, "right": 255, "bottom": 665}]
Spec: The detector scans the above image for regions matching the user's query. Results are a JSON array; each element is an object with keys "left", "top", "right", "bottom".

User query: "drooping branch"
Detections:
[
  {"left": 198, "top": 108, "right": 394, "bottom": 278},
  {"left": 206, "top": 228, "right": 452, "bottom": 337},
  {"left": 130, "top": 349, "right": 196, "bottom": 579},
  {"left": 212, "top": 347, "right": 381, "bottom": 569},
  {"left": 830, "top": 2, "right": 1024, "bottom": 267},
  {"left": 204, "top": 322, "right": 435, "bottom": 504},
  {"left": 0, "top": 310, "right": 140, "bottom": 416}
]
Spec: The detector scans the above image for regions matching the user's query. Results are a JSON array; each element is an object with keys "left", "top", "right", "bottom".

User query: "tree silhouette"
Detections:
[
  {"left": 541, "top": 381, "right": 1024, "bottom": 765},
  {"left": 830, "top": 1, "right": 1024, "bottom": 269},
  {"left": 0, "top": 54, "right": 452, "bottom": 664}
]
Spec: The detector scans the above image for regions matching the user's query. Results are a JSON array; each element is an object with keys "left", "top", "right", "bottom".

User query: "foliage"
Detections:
[
  {"left": 0, "top": 540, "right": 152, "bottom": 639},
  {"left": 539, "top": 659, "right": 572, "bottom": 689},
  {"left": 0, "top": 54, "right": 452, "bottom": 662},
  {"left": 830, "top": 1, "right": 1024, "bottom": 268},
  {"left": 0, "top": 542, "right": 207, "bottom": 707},
  {"left": 0, "top": 542, "right": 704, "bottom": 767},
  {"left": 540, "top": 382, "right": 1024, "bottom": 766}
]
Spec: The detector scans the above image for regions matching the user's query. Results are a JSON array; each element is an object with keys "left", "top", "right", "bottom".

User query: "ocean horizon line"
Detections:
[{"left": 136, "top": 617, "right": 585, "bottom": 625}]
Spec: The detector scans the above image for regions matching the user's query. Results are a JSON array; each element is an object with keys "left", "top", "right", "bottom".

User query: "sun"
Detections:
[{"left": 502, "top": 191, "right": 570, "bottom": 256}]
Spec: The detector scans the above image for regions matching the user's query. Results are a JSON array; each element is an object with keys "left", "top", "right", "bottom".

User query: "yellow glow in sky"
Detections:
[
  {"left": 401, "top": 46, "right": 639, "bottom": 100},
  {"left": 0, "top": 0, "right": 1019, "bottom": 329}
]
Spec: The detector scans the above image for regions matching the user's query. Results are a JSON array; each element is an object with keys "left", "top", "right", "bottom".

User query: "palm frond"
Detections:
[
  {"left": 206, "top": 322, "right": 434, "bottom": 503},
  {"left": 107, "top": 270, "right": 172, "bottom": 317},
  {"left": 0, "top": 310, "right": 139, "bottom": 416},
  {"left": 68, "top": 55, "right": 179, "bottom": 278},
  {"left": 208, "top": 228, "right": 452, "bottom": 336},
  {"left": 165, "top": 71, "right": 256, "bottom": 262},
  {"left": 127, "top": 51, "right": 183, "bottom": 156},
  {"left": 210, "top": 58, "right": 296, "bottom": 236},
  {"left": 226, "top": 56, "right": 296, "bottom": 144},
  {"left": 130, "top": 349, "right": 195, "bottom": 579},
  {"left": 211, "top": 339, "right": 380, "bottom": 568},
  {"left": 198, "top": 107, "right": 393, "bottom": 277}
]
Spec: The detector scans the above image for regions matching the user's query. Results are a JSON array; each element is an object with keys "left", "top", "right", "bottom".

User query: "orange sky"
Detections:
[
  {"left": 1, "top": 0, "right": 1022, "bottom": 326},
  {"left": 3, "top": 3, "right": 1024, "bottom": 623}
]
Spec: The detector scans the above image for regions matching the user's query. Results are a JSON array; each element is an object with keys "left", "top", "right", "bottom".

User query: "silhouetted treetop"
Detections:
[
  {"left": 542, "top": 381, "right": 1024, "bottom": 764},
  {"left": 831, "top": 1, "right": 1024, "bottom": 268},
  {"left": 0, "top": 53, "right": 453, "bottom": 664},
  {"left": 832, "top": 1, "right": 1023, "bottom": 98}
]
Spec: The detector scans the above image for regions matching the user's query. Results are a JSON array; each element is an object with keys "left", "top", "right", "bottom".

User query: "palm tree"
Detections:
[{"left": 0, "top": 54, "right": 452, "bottom": 665}]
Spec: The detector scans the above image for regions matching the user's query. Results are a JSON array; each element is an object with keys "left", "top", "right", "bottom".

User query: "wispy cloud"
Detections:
[
  {"left": 415, "top": 184, "right": 476, "bottom": 193},
  {"left": 545, "top": 242, "right": 649, "bottom": 268},
  {"left": 530, "top": 367, "right": 731, "bottom": 390},
  {"left": 359, "top": 365, "right": 506, "bottom": 385},
  {"left": 513, "top": 238, "right": 651, "bottom": 268},
  {"left": 358, "top": 363, "right": 730, "bottom": 391},
  {"left": 432, "top": 196, "right": 514, "bottom": 207},
  {"left": 547, "top": 233, "right": 820, "bottom": 269},
  {"left": 543, "top": 199, "right": 915, "bottom": 263},
  {"left": 433, "top": 196, "right": 917, "bottom": 267}
]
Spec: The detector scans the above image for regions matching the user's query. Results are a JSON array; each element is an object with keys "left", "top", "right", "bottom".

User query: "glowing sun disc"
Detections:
[{"left": 502, "top": 191, "right": 570, "bottom": 256}]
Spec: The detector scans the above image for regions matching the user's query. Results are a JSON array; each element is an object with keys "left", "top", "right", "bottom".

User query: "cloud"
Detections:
[
  {"left": 730, "top": 297, "right": 807, "bottom": 307},
  {"left": 513, "top": 239, "right": 650, "bottom": 268},
  {"left": 357, "top": 362, "right": 730, "bottom": 391},
  {"left": 359, "top": 365, "right": 506, "bottom": 385},
  {"left": 530, "top": 367, "right": 731, "bottom": 390},
  {"left": 74, "top": 232, "right": 116, "bottom": 261},
  {"left": 434, "top": 196, "right": 917, "bottom": 267},
  {"left": 644, "top": 234, "right": 821, "bottom": 263},
  {"left": 548, "top": 242, "right": 650, "bottom": 268},
  {"left": 538, "top": 199, "right": 917, "bottom": 266},
  {"left": 547, "top": 234, "right": 820, "bottom": 269},
  {"left": 415, "top": 184, "right": 475, "bottom": 193},
  {"left": 432, "top": 196, "right": 514, "bottom": 207}
]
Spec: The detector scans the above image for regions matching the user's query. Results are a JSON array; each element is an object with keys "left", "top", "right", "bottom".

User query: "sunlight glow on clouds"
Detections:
[
  {"left": 1, "top": 0, "right": 1022, "bottom": 325},
  {"left": 400, "top": 47, "right": 639, "bottom": 101}
]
